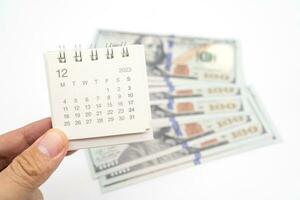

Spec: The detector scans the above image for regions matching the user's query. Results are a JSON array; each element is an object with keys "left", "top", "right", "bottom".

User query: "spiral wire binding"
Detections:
[
  {"left": 57, "top": 42, "right": 130, "bottom": 63},
  {"left": 90, "top": 44, "right": 98, "bottom": 61},
  {"left": 121, "top": 41, "right": 129, "bottom": 57},
  {"left": 74, "top": 44, "right": 82, "bottom": 62},
  {"left": 58, "top": 45, "right": 66, "bottom": 63},
  {"left": 106, "top": 43, "right": 114, "bottom": 59}
]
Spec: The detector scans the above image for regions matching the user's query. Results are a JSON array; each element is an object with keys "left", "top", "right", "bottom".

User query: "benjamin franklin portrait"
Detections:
[{"left": 134, "top": 36, "right": 167, "bottom": 76}]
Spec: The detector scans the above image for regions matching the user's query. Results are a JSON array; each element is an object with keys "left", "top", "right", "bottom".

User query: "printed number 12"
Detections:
[{"left": 56, "top": 69, "right": 68, "bottom": 78}]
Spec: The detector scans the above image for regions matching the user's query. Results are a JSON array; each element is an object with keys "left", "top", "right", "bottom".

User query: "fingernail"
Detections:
[{"left": 37, "top": 130, "right": 66, "bottom": 158}]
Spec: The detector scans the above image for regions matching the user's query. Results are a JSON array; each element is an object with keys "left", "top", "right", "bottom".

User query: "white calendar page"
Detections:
[{"left": 45, "top": 45, "right": 152, "bottom": 140}]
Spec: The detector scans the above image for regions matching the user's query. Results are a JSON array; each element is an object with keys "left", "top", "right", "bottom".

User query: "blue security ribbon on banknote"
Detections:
[
  {"left": 169, "top": 117, "right": 182, "bottom": 137},
  {"left": 167, "top": 96, "right": 174, "bottom": 110},
  {"left": 164, "top": 76, "right": 175, "bottom": 92},
  {"left": 169, "top": 117, "right": 189, "bottom": 149},
  {"left": 193, "top": 151, "right": 201, "bottom": 165},
  {"left": 164, "top": 35, "right": 175, "bottom": 72},
  {"left": 181, "top": 142, "right": 189, "bottom": 150}
]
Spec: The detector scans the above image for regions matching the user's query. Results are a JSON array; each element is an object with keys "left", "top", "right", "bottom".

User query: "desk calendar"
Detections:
[{"left": 45, "top": 44, "right": 153, "bottom": 150}]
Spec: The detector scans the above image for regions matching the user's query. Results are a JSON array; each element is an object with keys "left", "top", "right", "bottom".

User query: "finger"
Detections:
[
  {"left": 0, "top": 129, "right": 68, "bottom": 199},
  {"left": 0, "top": 118, "right": 52, "bottom": 170},
  {"left": 30, "top": 189, "right": 43, "bottom": 200}
]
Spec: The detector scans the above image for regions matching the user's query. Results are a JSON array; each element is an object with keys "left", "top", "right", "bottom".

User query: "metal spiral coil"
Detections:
[
  {"left": 74, "top": 44, "right": 82, "bottom": 62},
  {"left": 58, "top": 45, "right": 66, "bottom": 63},
  {"left": 106, "top": 43, "right": 114, "bottom": 59},
  {"left": 90, "top": 44, "right": 98, "bottom": 61},
  {"left": 57, "top": 42, "right": 129, "bottom": 63},
  {"left": 121, "top": 41, "right": 129, "bottom": 57}
]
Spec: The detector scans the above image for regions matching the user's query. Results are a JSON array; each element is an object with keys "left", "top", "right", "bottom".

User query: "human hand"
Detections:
[{"left": 0, "top": 118, "right": 69, "bottom": 200}]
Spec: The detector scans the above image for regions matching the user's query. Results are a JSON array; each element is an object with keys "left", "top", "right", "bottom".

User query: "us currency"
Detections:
[
  {"left": 86, "top": 93, "right": 249, "bottom": 177},
  {"left": 101, "top": 135, "right": 278, "bottom": 193},
  {"left": 148, "top": 76, "right": 233, "bottom": 88},
  {"left": 100, "top": 127, "right": 277, "bottom": 187},
  {"left": 98, "top": 90, "right": 279, "bottom": 186},
  {"left": 87, "top": 112, "right": 251, "bottom": 178},
  {"left": 94, "top": 30, "right": 241, "bottom": 84},
  {"left": 100, "top": 121, "right": 267, "bottom": 185},
  {"left": 148, "top": 76, "right": 217, "bottom": 87},
  {"left": 150, "top": 96, "right": 246, "bottom": 121},
  {"left": 149, "top": 84, "right": 242, "bottom": 100}
]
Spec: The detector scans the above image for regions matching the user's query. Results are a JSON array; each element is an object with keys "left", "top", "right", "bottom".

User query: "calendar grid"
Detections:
[{"left": 45, "top": 45, "right": 152, "bottom": 144}]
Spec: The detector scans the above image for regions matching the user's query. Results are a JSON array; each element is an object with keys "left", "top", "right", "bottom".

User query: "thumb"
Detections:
[{"left": 0, "top": 128, "right": 68, "bottom": 198}]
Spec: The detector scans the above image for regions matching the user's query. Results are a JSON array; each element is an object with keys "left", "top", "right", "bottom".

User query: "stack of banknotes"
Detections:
[{"left": 86, "top": 30, "right": 281, "bottom": 192}]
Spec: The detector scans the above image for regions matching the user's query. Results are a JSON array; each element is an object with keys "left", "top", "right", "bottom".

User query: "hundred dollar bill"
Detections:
[
  {"left": 150, "top": 96, "right": 246, "bottom": 120},
  {"left": 101, "top": 132, "right": 277, "bottom": 187},
  {"left": 98, "top": 89, "right": 279, "bottom": 186},
  {"left": 147, "top": 76, "right": 241, "bottom": 88},
  {"left": 100, "top": 119, "right": 263, "bottom": 185},
  {"left": 94, "top": 30, "right": 241, "bottom": 84},
  {"left": 149, "top": 84, "right": 242, "bottom": 100},
  {"left": 99, "top": 122, "right": 270, "bottom": 186},
  {"left": 101, "top": 135, "right": 278, "bottom": 193},
  {"left": 148, "top": 77, "right": 243, "bottom": 88},
  {"left": 87, "top": 112, "right": 251, "bottom": 178}
]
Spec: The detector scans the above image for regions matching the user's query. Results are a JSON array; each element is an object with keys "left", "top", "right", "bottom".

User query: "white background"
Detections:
[{"left": 0, "top": 0, "right": 300, "bottom": 199}]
